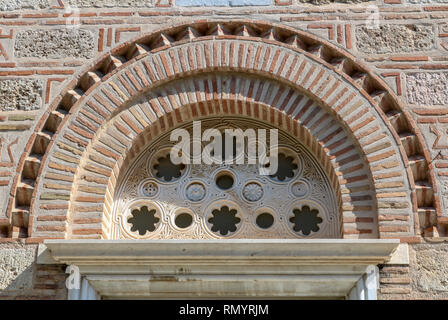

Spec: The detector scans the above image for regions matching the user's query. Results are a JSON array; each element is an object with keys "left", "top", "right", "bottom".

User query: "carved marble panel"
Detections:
[{"left": 111, "top": 117, "right": 340, "bottom": 239}]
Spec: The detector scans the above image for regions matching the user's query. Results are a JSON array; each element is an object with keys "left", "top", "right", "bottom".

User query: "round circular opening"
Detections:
[
  {"left": 175, "top": 213, "right": 193, "bottom": 229},
  {"left": 256, "top": 213, "right": 274, "bottom": 229},
  {"left": 215, "top": 173, "right": 234, "bottom": 190}
]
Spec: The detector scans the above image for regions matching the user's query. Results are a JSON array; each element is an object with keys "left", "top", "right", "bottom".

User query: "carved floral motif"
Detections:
[
  {"left": 243, "top": 183, "right": 264, "bottom": 202},
  {"left": 186, "top": 183, "right": 206, "bottom": 202},
  {"left": 111, "top": 117, "right": 339, "bottom": 239},
  {"left": 140, "top": 180, "right": 159, "bottom": 198}
]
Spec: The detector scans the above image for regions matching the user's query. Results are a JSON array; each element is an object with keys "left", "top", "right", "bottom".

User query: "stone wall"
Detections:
[
  {"left": 14, "top": 29, "right": 95, "bottom": 59},
  {"left": 355, "top": 25, "right": 435, "bottom": 54},
  {"left": 406, "top": 72, "right": 448, "bottom": 105},
  {"left": 0, "top": 0, "right": 447, "bottom": 299},
  {"left": 0, "top": 79, "right": 42, "bottom": 111},
  {"left": 379, "top": 241, "right": 448, "bottom": 299},
  {"left": 0, "top": 241, "right": 66, "bottom": 299}
]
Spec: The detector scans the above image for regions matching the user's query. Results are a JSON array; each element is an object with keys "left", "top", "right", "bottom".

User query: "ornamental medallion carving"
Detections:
[
  {"left": 186, "top": 183, "right": 206, "bottom": 202},
  {"left": 140, "top": 180, "right": 159, "bottom": 198},
  {"left": 243, "top": 183, "right": 264, "bottom": 202}
]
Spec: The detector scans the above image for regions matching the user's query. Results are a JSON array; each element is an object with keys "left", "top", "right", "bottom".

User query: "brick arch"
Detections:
[
  {"left": 37, "top": 67, "right": 405, "bottom": 240},
  {"left": 91, "top": 72, "right": 383, "bottom": 239},
  {"left": 101, "top": 101, "right": 350, "bottom": 239},
  {"left": 10, "top": 20, "right": 435, "bottom": 240}
]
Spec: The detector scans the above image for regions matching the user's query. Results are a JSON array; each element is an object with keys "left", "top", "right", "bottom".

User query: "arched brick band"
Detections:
[
  {"left": 9, "top": 20, "right": 436, "bottom": 240},
  {"left": 65, "top": 71, "right": 410, "bottom": 239},
  {"left": 100, "top": 101, "right": 350, "bottom": 239},
  {"left": 83, "top": 77, "right": 378, "bottom": 239},
  {"left": 32, "top": 57, "right": 410, "bottom": 239}
]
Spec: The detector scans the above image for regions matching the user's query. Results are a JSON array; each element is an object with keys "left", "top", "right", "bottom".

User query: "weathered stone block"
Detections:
[
  {"left": 0, "top": 0, "right": 49, "bottom": 11},
  {"left": 0, "top": 245, "right": 36, "bottom": 291},
  {"left": 15, "top": 29, "right": 94, "bottom": 59},
  {"left": 406, "top": 72, "right": 448, "bottom": 105},
  {"left": 356, "top": 25, "right": 434, "bottom": 54},
  {"left": 68, "top": 0, "right": 153, "bottom": 7},
  {"left": 413, "top": 244, "right": 448, "bottom": 292},
  {"left": 0, "top": 79, "right": 42, "bottom": 111}
]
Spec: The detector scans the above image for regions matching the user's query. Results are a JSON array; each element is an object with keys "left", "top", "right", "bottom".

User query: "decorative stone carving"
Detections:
[
  {"left": 186, "top": 183, "right": 206, "bottom": 202},
  {"left": 269, "top": 151, "right": 300, "bottom": 182},
  {"left": 128, "top": 206, "right": 160, "bottom": 236},
  {"left": 291, "top": 180, "right": 310, "bottom": 198},
  {"left": 140, "top": 180, "right": 159, "bottom": 198},
  {"left": 151, "top": 151, "right": 186, "bottom": 183},
  {"left": 290, "top": 205, "right": 323, "bottom": 236},
  {"left": 111, "top": 117, "right": 339, "bottom": 239},
  {"left": 242, "top": 182, "right": 263, "bottom": 202},
  {"left": 121, "top": 201, "right": 162, "bottom": 238},
  {"left": 208, "top": 206, "right": 241, "bottom": 236}
]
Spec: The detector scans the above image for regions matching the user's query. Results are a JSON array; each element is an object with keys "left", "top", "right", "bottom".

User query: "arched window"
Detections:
[{"left": 111, "top": 117, "right": 340, "bottom": 239}]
